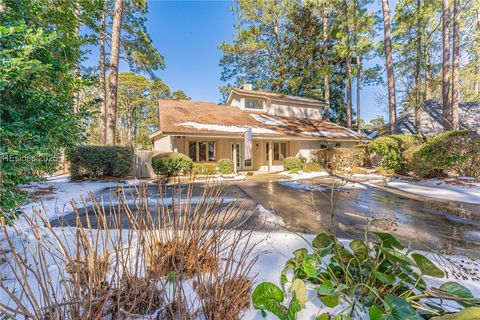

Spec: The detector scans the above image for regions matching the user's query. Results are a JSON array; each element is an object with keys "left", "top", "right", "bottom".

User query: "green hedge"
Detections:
[
  {"left": 283, "top": 157, "right": 306, "bottom": 172},
  {"left": 411, "top": 130, "right": 480, "bottom": 178},
  {"left": 218, "top": 159, "right": 234, "bottom": 174},
  {"left": 366, "top": 135, "right": 421, "bottom": 173},
  {"left": 67, "top": 146, "right": 133, "bottom": 179},
  {"left": 192, "top": 162, "right": 217, "bottom": 175},
  {"left": 152, "top": 152, "right": 193, "bottom": 177},
  {"left": 313, "top": 147, "right": 367, "bottom": 171}
]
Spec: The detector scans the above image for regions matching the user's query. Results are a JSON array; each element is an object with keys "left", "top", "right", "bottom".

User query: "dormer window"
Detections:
[{"left": 245, "top": 99, "right": 262, "bottom": 109}]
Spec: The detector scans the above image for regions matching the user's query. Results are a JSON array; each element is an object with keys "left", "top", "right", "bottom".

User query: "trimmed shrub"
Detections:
[
  {"left": 218, "top": 159, "right": 234, "bottom": 174},
  {"left": 366, "top": 135, "right": 421, "bottom": 173},
  {"left": 152, "top": 152, "right": 193, "bottom": 177},
  {"left": 313, "top": 148, "right": 367, "bottom": 171},
  {"left": 283, "top": 157, "right": 306, "bottom": 172},
  {"left": 302, "top": 162, "right": 323, "bottom": 172},
  {"left": 410, "top": 130, "right": 480, "bottom": 178},
  {"left": 192, "top": 163, "right": 218, "bottom": 175},
  {"left": 67, "top": 146, "right": 133, "bottom": 180}
]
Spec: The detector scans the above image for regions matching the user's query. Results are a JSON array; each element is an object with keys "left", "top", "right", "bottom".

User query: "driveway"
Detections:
[{"left": 235, "top": 176, "right": 480, "bottom": 258}]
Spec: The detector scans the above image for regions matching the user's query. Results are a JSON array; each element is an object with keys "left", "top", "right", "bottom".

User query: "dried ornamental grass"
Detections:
[
  {"left": 146, "top": 238, "right": 219, "bottom": 278},
  {"left": 0, "top": 181, "right": 257, "bottom": 320}
]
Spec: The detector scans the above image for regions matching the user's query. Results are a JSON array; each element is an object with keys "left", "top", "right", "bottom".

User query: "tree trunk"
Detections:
[
  {"left": 475, "top": 8, "right": 480, "bottom": 97},
  {"left": 106, "top": 0, "right": 124, "bottom": 146},
  {"left": 442, "top": 0, "right": 452, "bottom": 131},
  {"left": 346, "top": 59, "right": 352, "bottom": 128},
  {"left": 126, "top": 102, "right": 132, "bottom": 144},
  {"left": 425, "top": 44, "right": 432, "bottom": 100},
  {"left": 381, "top": 0, "right": 396, "bottom": 134},
  {"left": 272, "top": 20, "right": 284, "bottom": 92},
  {"left": 324, "top": 75, "right": 330, "bottom": 121},
  {"left": 344, "top": 0, "right": 352, "bottom": 129},
  {"left": 98, "top": 11, "right": 107, "bottom": 145},
  {"left": 414, "top": 0, "right": 422, "bottom": 134},
  {"left": 451, "top": 0, "right": 460, "bottom": 130},
  {"left": 72, "top": 2, "right": 81, "bottom": 114},
  {"left": 322, "top": 0, "right": 330, "bottom": 121},
  {"left": 356, "top": 56, "right": 361, "bottom": 133}
]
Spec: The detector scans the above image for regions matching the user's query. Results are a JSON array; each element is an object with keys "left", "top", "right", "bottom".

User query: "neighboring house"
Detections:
[
  {"left": 149, "top": 85, "right": 369, "bottom": 172},
  {"left": 396, "top": 100, "right": 480, "bottom": 137},
  {"left": 361, "top": 129, "right": 379, "bottom": 139}
]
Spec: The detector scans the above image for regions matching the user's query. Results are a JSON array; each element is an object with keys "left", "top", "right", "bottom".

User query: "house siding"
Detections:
[
  {"left": 290, "top": 140, "right": 359, "bottom": 161},
  {"left": 153, "top": 136, "right": 173, "bottom": 152},
  {"left": 267, "top": 102, "right": 323, "bottom": 120}
]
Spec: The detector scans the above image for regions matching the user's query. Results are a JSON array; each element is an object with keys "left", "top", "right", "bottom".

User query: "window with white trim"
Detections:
[{"left": 245, "top": 99, "right": 262, "bottom": 109}]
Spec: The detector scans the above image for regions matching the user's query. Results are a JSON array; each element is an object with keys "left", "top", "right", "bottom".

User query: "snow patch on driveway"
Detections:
[
  {"left": 278, "top": 180, "right": 327, "bottom": 192},
  {"left": 279, "top": 180, "right": 367, "bottom": 192},
  {"left": 283, "top": 170, "right": 330, "bottom": 180},
  {"left": 256, "top": 205, "right": 285, "bottom": 227}
]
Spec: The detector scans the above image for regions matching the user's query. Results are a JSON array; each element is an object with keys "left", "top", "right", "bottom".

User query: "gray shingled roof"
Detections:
[{"left": 396, "top": 100, "right": 480, "bottom": 137}]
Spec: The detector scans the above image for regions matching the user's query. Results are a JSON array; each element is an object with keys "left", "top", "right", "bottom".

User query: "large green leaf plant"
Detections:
[{"left": 252, "top": 230, "right": 479, "bottom": 319}]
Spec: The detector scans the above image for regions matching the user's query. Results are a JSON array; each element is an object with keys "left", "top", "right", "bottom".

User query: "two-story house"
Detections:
[{"left": 149, "top": 84, "right": 369, "bottom": 172}]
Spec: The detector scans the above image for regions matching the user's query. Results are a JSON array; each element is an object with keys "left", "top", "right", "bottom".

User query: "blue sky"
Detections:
[{"left": 85, "top": 0, "right": 392, "bottom": 122}]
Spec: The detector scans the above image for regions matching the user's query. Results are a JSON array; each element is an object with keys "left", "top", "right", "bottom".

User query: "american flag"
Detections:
[{"left": 244, "top": 128, "right": 253, "bottom": 160}]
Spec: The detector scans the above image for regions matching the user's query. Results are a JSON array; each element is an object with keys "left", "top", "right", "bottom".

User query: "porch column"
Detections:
[
  {"left": 233, "top": 144, "right": 237, "bottom": 174},
  {"left": 268, "top": 140, "right": 273, "bottom": 173}
]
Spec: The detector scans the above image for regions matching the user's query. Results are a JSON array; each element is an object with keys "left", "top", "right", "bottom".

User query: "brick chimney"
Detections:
[{"left": 241, "top": 83, "right": 252, "bottom": 90}]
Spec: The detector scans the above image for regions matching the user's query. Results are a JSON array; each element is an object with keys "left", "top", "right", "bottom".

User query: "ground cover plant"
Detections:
[
  {"left": 252, "top": 227, "right": 480, "bottom": 319},
  {"left": 0, "top": 183, "right": 256, "bottom": 319},
  {"left": 152, "top": 152, "right": 193, "bottom": 176}
]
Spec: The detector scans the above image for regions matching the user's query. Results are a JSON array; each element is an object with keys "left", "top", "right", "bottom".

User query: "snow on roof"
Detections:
[
  {"left": 249, "top": 114, "right": 285, "bottom": 126},
  {"left": 300, "top": 131, "right": 350, "bottom": 138},
  {"left": 177, "top": 122, "right": 280, "bottom": 135}
]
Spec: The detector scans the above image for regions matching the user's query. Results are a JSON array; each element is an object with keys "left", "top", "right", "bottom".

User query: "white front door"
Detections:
[{"left": 231, "top": 142, "right": 253, "bottom": 171}]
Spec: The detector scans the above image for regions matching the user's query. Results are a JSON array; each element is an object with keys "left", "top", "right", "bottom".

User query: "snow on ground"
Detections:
[
  {"left": 279, "top": 179, "right": 367, "bottom": 192},
  {"left": 278, "top": 180, "right": 327, "bottom": 192},
  {"left": 1, "top": 175, "right": 142, "bottom": 245},
  {"left": 188, "top": 174, "right": 246, "bottom": 184},
  {"left": 256, "top": 204, "right": 286, "bottom": 227},
  {"left": 212, "top": 173, "right": 246, "bottom": 181},
  {"left": 18, "top": 175, "right": 125, "bottom": 220},
  {"left": 282, "top": 170, "right": 330, "bottom": 180},
  {"left": 387, "top": 178, "right": 480, "bottom": 205},
  {"left": 343, "top": 173, "right": 388, "bottom": 183}
]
